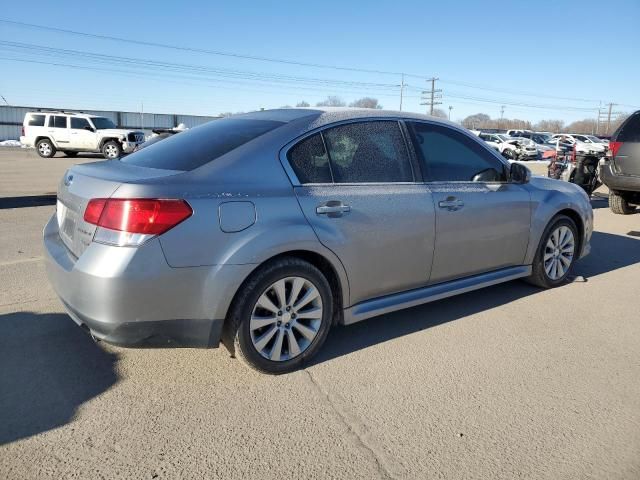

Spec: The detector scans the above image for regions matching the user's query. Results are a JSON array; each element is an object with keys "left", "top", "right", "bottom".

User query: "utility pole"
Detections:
[
  {"left": 606, "top": 102, "right": 615, "bottom": 134},
  {"left": 420, "top": 77, "right": 442, "bottom": 115},
  {"left": 399, "top": 73, "right": 405, "bottom": 112},
  {"left": 500, "top": 105, "right": 505, "bottom": 129},
  {"left": 140, "top": 101, "right": 144, "bottom": 130},
  {"left": 448, "top": 105, "right": 453, "bottom": 120}
]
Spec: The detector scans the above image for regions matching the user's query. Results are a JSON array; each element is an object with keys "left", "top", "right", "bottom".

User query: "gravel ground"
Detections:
[{"left": 0, "top": 151, "right": 638, "bottom": 479}]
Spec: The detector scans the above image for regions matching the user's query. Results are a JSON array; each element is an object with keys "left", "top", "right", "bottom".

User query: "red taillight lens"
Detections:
[
  {"left": 84, "top": 198, "right": 192, "bottom": 235},
  {"left": 84, "top": 199, "right": 107, "bottom": 224},
  {"left": 21, "top": 126, "right": 25, "bottom": 136},
  {"left": 609, "top": 141, "right": 623, "bottom": 158}
]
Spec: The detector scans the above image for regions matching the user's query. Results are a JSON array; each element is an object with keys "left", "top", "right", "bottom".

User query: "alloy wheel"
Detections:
[
  {"left": 104, "top": 144, "right": 119, "bottom": 158},
  {"left": 39, "top": 142, "right": 51, "bottom": 156},
  {"left": 544, "top": 225, "right": 575, "bottom": 280},
  {"left": 250, "top": 276, "right": 323, "bottom": 362}
]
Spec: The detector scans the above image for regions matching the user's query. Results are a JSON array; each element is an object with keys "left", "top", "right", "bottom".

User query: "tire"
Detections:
[
  {"left": 226, "top": 257, "right": 333, "bottom": 374},
  {"left": 36, "top": 138, "right": 56, "bottom": 158},
  {"left": 502, "top": 149, "right": 515, "bottom": 160},
  {"left": 102, "top": 140, "right": 122, "bottom": 159},
  {"left": 609, "top": 191, "right": 635, "bottom": 215},
  {"left": 62, "top": 151, "right": 78, "bottom": 157},
  {"left": 526, "top": 215, "right": 578, "bottom": 289}
]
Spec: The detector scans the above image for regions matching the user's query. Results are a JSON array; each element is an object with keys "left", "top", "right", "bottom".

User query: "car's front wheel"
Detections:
[
  {"left": 102, "top": 140, "right": 122, "bottom": 159},
  {"left": 227, "top": 257, "right": 333, "bottom": 374},
  {"left": 526, "top": 215, "right": 578, "bottom": 288},
  {"left": 36, "top": 138, "right": 56, "bottom": 158}
]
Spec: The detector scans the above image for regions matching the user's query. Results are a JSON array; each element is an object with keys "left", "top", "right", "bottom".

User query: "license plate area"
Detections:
[{"left": 57, "top": 199, "right": 78, "bottom": 252}]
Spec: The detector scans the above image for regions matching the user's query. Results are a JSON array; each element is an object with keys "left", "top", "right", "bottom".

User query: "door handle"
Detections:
[
  {"left": 316, "top": 201, "right": 351, "bottom": 216},
  {"left": 438, "top": 197, "right": 464, "bottom": 211}
]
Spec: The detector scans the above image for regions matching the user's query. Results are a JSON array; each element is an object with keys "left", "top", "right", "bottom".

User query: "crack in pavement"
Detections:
[
  {"left": 0, "top": 256, "right": 44, "bottom": 267},
  {"left": 303, "top": 369, "right": 401, "bottom": 480}
]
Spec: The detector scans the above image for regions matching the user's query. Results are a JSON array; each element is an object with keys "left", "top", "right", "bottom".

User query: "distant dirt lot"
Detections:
[{"left": 0, "top": 148, "right": 638, "bottom": 479}]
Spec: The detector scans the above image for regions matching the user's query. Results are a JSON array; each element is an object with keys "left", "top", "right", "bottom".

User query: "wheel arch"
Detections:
[
  {"left": 35, "top": 136, "right": 56, "bottom": 147},
  {"left": 555, "top": 208, "right": 584, "bottom": 255},
  {"left": 98, "top": 137, "right": 121, "bottom": 149},
  {"left": 220, "top": 248, "right": 348, "bottom": 353}
]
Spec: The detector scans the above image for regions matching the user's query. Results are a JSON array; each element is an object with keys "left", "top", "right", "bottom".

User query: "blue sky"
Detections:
[{"left": 0, "top": 0, "right": 638, "bottom": 123}]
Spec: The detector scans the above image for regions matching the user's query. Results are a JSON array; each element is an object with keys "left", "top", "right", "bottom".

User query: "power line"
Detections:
[
  {"left": 2, "top": 18, "right": 630, "bottom": 108},
  {"left": 0, "top": 18, "right": 416, "bottom": 77},
  {"left": 440, "top": 78, "right": 602, "bottom": 104}
]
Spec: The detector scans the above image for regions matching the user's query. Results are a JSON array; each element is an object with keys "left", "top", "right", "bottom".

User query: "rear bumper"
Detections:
[
  {"left": 43, "top": 214, "right": 253, "bottom": 348},
  {"left": 600, "top": 163, "right": 640, "bottom": 193}
]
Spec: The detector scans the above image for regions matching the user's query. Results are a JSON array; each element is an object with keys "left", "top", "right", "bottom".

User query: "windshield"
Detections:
[
  {"left": 586, "top": 135, "right": 604, "bottom": 142},
  {"left": 91, "top": 117, "right": 117, "bottom": 130},
  {"left": 121, "top": 118, "right": 285, "bottom": 170},
  {"left": 532, "top": 134, "right": 551, "bottom": 143},
  {"left": 496, "top": 134, "right": 510, "bottom": 141}
]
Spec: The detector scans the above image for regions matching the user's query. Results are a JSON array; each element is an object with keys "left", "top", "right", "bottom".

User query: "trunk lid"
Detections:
[{"left": 56, "top": 160, "right": 182, "bottom": 257}]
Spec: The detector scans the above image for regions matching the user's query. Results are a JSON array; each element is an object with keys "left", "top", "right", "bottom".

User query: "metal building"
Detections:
[{"left": 0, "top": 105, "right": 220, "bottom": 141}]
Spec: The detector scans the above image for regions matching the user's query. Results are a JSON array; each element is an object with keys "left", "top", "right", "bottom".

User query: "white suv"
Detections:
[{"left": 20, "top": 111, "right": 145, "bottom": 159}]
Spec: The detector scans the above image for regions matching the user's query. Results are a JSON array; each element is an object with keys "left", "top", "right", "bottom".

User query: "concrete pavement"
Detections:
[{"left": 0, "top": 151, "right": 638, "bottom": 479}]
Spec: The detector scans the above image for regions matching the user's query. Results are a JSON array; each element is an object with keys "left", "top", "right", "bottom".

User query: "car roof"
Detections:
[{"left": 232, "top": 107, "right": 461, "bottom": 136}]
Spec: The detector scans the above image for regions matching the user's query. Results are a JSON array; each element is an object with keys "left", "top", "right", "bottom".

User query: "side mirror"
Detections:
[{"left": 510, "top": 162, "right": 531, "bottom": 184}]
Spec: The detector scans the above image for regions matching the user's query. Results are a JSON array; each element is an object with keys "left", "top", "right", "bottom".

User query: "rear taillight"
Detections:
[
  {"left": 84, "top": 198, "right": 192, "bottom": 246},
  {"left": 609, "top": 141, "right": 623, "bottom": 158},
  {"left": 21, "top": 126, "right": 25, "bottom": 136}
]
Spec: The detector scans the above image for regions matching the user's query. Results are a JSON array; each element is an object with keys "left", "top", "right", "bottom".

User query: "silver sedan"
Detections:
[{"left": 44, "top": 108, "right": 593, "bottom": 374}]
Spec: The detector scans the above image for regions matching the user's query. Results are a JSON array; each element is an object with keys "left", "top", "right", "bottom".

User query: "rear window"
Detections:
[
  {"left": 615, "top": 113, "right": 640, "bottom": 142},
  {"left": 121, "top": 118, "right": 284, "bottom": 171},
  {"left": 27, "top": 114, "right": 45, "bottom": 127}
]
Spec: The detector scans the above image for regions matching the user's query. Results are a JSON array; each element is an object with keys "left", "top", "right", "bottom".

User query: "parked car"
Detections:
[
  {"left": 20, "top": 111, "right": 145, "bottom": 159},
  {"left": 134, "top": 124, "right": 188, "bottom": 151},
  {"left": 571, "top": 134, "right": 609, "bottom": 152},
  {"left": 506, "top": 129, "right": 533, "bottom": 137},
  {"left": 551, "top": 134, "right": 606, "bottom": 156},
  {"left": 478, "top": 133, "right": 537, "bottom": 160},
  {"left": 44, "top": 108, "right": 593, "bottom": 374},
  {"left": 511, "top": 132, "right": 561, "bottom": 159},
  {"left": 599, "top": 110, "right": 640, "bottom": 214}
]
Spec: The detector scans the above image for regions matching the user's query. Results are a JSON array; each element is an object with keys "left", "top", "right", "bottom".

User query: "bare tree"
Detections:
[
  {"left": 316, "top": 96, "right": 346, "bottom": 107},
  {"left": 349, "top": 97, "right": 382, "bottom": 109},
  {"left": 296, "top": 101, "right": 310, "bottom": 107},
  {"left": 431, "top": 108, "right": 447, "bottom": 119},
  {"left": 461, "top": 113, "right": 491, "bottom": 129},
  {"left": 533, "top": 119, "right": 565, "bottom": 133}
]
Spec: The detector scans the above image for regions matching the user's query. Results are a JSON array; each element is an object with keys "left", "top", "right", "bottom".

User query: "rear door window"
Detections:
[
  {"left": 615, "top": 113, "right": 640, "bottom": 142},
  {"left": 121, "top": 118, "right": 285, "bottom": 171},
  {"left": 49, "top": 116, "right": 68, "bottom": 128},
  {"left": 322, "top": 121, "right": 413, "bottom": 183},
  {"left": 408, "top": 122, "right": 507, "bottom": 182},
  {"left": 287, "top": 133, "right": 332, "bottom": 183}
]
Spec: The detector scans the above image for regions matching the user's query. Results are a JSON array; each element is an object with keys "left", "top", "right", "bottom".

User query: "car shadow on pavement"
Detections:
[
  {"left": 0, "top": 312, "right": 118, "bottom": 445},
  {"left": 314, "top": 230, "right": 640, "bottom": 367}
]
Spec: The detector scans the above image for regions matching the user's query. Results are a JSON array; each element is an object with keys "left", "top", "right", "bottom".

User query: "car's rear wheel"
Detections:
[
  {"left": 526, "top": 215, "right": 578, "bottom": 288},
  {"left": 227, "top": 257, "right": 333, "bottom": 374},
  {"left": 62, "top": 151, "right": 78, "bottom": 157},
  {"left": 609, "top": 191, "right": 636, "bottom": 215},
  {"left": 36, "top": 138, "right": 56, "bottom": 158},
  {"left": 102, "top": 140, "right": 122, "bottom": 159}
]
